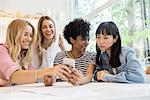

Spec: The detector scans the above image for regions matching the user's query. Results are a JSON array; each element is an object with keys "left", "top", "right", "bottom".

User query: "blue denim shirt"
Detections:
[{"left": 94, "top": 47, "right": 146, "bottom": 83}]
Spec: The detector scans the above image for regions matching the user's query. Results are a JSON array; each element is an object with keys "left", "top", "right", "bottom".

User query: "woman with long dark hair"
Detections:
[{"left": 94, "top": 21, "right": 145, "bottom": 83}]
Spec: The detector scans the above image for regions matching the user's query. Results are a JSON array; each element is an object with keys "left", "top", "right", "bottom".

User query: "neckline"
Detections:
[{"left": 65, "top": 51, "right": 86, "bottom": 60}]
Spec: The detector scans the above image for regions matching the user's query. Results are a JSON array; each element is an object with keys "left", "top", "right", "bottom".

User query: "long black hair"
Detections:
[{"left": 96, "top": 21, "right": 121, "bottom": 68}]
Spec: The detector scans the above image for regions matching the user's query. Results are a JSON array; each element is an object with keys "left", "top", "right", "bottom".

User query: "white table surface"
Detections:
[{"left": 1, "top": 81, "right": 150, "bottom": 100}]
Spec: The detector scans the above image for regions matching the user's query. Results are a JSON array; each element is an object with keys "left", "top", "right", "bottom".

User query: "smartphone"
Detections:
[{"left": 63, "top": 58, "right": 75, "bottom": 69}]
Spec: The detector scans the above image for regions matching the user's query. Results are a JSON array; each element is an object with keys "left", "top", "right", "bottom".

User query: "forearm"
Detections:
[
  {"left": 10, "top": 68, "right": 54, "bottom": 84},
  {"left": 10, "top": 70, "right": 37, "bottom": 84}
]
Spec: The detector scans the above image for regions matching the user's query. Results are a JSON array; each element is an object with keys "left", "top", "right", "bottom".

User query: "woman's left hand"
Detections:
[
  {"left": 97, "top": 70, "right": 109, "bottom": 81},
  {"left": 44, "top": 75, "right": 56, "bottom": 86},
  {"left": 0, "top": 79, "right": 10, "bottom": 87},
  {"left": 68, "top": 69, "right": 87, "bottom": 85}
]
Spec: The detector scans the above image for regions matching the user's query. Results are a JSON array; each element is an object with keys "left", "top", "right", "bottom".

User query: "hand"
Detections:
[
  {"left": 97, "top": 70, "right": 109, "bottom": 81},
  {"left": 68, "top": 69, "right": 87, "bottom": 85},
  {"left": 52, "top": 64, "right": 72, "bottom": 81},
  {"left": 44, "top": 75, "right": 56, "bottom": 86},
  {"left": 0, "top": 79, "right": 10, "bottom": 87}
]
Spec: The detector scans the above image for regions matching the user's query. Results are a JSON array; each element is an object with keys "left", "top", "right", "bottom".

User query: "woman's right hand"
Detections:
[
  {"left": 0, "top": 79, "right": 10, "bottom": 87},
  {"left": 47, "top": 64, "right": 72, "bottom": 81}
]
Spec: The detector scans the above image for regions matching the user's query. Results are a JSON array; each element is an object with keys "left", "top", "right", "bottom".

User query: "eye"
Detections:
[
  {"left": 97, "top": 36, "right": 100, "bottom": 38},
  {"left": 24, "top": 32, "right": 28, "bottom": 36},
  {"left": 104, "top": 37, "right": 108, "bottom": 39},
  {"left": 42, "top": 26, "right": 46, "bottom": 29},
  {"left": 30, "top": 33, "right": 33, "bottom": 37},
  {"left": 49, "top": 24, "right": 53, "bottom": 28}
]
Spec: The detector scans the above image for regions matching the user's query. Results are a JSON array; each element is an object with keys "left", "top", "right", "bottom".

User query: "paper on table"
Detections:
[{"left": 19, "top": 82, "right": 101, "bottom": 98}]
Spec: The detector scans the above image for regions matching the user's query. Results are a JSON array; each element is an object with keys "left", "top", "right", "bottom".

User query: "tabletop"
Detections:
[{"left": 1, "top": 81, "right": 150, "bottom": 100}]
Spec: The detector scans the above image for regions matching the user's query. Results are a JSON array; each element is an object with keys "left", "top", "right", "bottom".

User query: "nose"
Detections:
[
  {"left": 99, "top": 38, "right": 104, "bottom": 44},
  {"left": 46, "top": 26, "right": 51, "bottom": 31},
  {"left": 27, "top": 35, "right": 32, "bottom": 42}
]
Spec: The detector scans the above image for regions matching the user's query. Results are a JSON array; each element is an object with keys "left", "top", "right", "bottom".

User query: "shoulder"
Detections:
[
  {"left": 55, "top": 51, "right": 67, "bottom": 59},
  {"left": 56, "top": 51, "right": 66, "bottom": 56},
  {"left": 86, "top": 51, "right": 96, "bottom": 56},
  {"left": 120, "top": 46, "right": 136, "bottom": 62},
  {"left": 121, "top": 46, "right": 135, "bottom": 56},
  {"left": 0, "top": 44, "right": 8, "bottom": 53},
  {"left": 85, "top": 51, "right": 96, "bottom": 60}
]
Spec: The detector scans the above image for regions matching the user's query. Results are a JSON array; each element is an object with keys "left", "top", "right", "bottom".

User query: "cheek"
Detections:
[
  {"left": 96, "top": 39, "right": 100, "bottom": 46},
  {"left": 106, "top": 41, "right": 114, "bottom": 48}
]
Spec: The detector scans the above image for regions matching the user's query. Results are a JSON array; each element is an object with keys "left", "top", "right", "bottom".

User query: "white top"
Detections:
[{"left": 32, "top": 33, "right": 61, "bottom": 69}]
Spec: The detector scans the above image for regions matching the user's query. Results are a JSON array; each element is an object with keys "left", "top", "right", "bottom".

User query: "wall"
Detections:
[{"left": 0, "top": 0, "right": 70, "bottom": 43}]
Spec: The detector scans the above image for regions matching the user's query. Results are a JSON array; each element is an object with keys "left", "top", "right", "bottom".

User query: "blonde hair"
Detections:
[
  {"left": 36, "top": 16, "right": 56, "bottom": 68},
  {"left": 5, "top": 19, "right": 35, "bottom": 69}
]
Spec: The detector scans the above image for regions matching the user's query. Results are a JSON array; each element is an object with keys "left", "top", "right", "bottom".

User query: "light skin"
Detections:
[
  {"left": 9, "top": 24, "right": 70, "bottom": 85},
  {"left": 96, "top": 33, "right": 117, "bottom": 81},
  {"left": 41, "top": 19, "right": 65, "bottom": 50},
  {"left": 41, "top": 19, "right": 55, "bottom": 49},
  {"left": 20, "top": 25, "right": 33, "bottom": 49}
]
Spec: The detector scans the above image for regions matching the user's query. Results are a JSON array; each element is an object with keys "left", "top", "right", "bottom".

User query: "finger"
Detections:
[
  {"left": 68, "top": 78, "right": 77, "bottom": 85},
  {"left": 72, "top": 69, "right": 84, "bottom": 78},
  {"left": 57, "top": 72, "right": 69, "bottom": 81},
  {"left": 70, "top": 73, "right": 78, "bottom": 81},
  {"left": 59, "top": 67, "right": 71, "bottom": 77},
  {"left": 44, "top": 76, "right": 53, "bottom": 86},
  {"left": 61, "top": 64, "right": 72, "bottom": 73},
  {"left": 56, "top": 64, "right": 72, "bottom": 74}
]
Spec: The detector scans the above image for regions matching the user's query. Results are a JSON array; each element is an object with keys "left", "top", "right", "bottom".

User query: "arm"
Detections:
[
  {"left": 10, "top": 68, "right": 52, "bottom": 84},
  {"left": 146, "top": 66, "right": 150, "bottom": 74},
  {"left": 59, "top": 34, "right": 65, "bottom": 51},
  {"left": 81, "top": 64, "right": 95, "bottom": 84},
  {"left": 68, "top": 64, "right": 95, "bottom": 85},
  {"left": 11, "top": 65, "right": 72, "bottom": 84},
  {"left": 95, "top": 49, "right": 146, "bottom": 83}
]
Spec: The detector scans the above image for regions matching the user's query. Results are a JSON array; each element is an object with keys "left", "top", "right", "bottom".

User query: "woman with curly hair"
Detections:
[{"left": 44, "top": 18, "right": 96, "bottom": 85}]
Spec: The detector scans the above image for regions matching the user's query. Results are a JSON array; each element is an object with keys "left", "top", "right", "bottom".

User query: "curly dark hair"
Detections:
[{"left": 63, "top": 18, "right": 90, "bottom": 44}]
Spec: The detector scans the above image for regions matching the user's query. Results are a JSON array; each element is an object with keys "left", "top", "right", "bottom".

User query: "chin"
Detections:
[{"left": 22, "top": 46, "right": 29, "bottom": 49}]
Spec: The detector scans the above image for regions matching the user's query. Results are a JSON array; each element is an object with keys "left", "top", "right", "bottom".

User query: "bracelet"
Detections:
[{"left": 34, "top": 70, "right": 38, "bottom": 81}]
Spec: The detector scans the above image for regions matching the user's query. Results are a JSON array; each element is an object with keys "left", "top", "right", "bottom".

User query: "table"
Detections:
[{"left": 1, "top": 81, "right": 150, "bottom": 100}]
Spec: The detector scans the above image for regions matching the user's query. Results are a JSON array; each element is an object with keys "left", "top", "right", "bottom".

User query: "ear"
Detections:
[
  {"left": 114, "top": 36, "right": 118, "bottom": 43},
  {"left": 69, "top": 37, "right": 75, "bottom": 44}
]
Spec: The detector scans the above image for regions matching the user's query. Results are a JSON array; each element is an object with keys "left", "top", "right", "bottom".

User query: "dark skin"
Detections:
[{"left": 44, "top": 65, "right": 79, "bottom": 86}]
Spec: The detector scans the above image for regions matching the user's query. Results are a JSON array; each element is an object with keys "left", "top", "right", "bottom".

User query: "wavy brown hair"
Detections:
[
  {"left": 5, "top": 19, "right": 35, "bottom": 69},
  {"left": 35, "top": 16, "right": 56, "bottom": 68}
]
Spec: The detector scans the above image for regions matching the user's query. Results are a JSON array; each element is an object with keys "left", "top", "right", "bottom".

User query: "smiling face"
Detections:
[
  {"left": 41, "top": 19, "right": 55, "bottom": 40},
  {"left": 20, "top": 25, "right": 33, "bottom": 49},
  {"left": 96, "top": 33, "right": 117, "bottom": 53},
  {"left": 71, "top": 35, "right": 89, "bottom": 54}
]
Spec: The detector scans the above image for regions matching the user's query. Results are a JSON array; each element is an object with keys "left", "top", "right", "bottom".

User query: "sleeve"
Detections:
[
  {"left": 87, "top": 52, "right": 96, "bottom": 65},
  {"left": 0, "top": 46, "right": 19, "bottom": 80},
  {"left": 103, "top": 49, "right": 146, "bottom": 83},
  {"left": 54, "top": 52, "right": 63, "bottom": 65}
]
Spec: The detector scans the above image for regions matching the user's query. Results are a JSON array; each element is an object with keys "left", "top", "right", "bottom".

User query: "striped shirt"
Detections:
[{"left": 54, "top": 51, "right": 96, "bottom": 75}]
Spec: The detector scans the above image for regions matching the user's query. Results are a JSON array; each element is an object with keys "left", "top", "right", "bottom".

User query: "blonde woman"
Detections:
[
  {"left": 0, "top": 19, "right": 71, "bottom": 86},
  {"left": 32, "top": 16, "right": 65, "bottom": 69}
]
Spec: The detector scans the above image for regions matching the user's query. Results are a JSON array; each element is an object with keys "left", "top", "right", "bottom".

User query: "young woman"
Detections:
[
  {"left": 0, "top": 19, "right": 71, "bottom": 86},
  {"left": 32, "top": 16, "right": 65, "bottom": 69},
  {"left": 94, "top": 21, "right": 145, "bottom": 83},
  {"left": 44, "top": 18, "right": 96, "bottom": 86}
]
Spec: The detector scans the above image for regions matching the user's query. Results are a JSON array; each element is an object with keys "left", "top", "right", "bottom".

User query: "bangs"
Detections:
[{"left": 100, "top": 28, "right": 112, "bottom": 36}]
